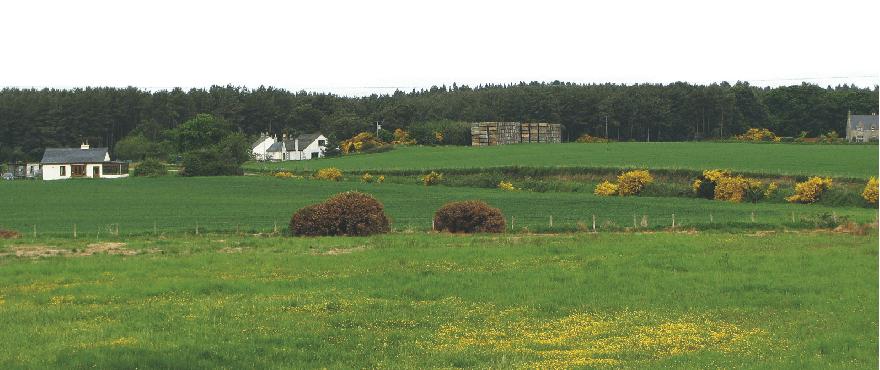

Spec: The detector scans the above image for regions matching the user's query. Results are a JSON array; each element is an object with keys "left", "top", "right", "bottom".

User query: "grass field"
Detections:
[
  {"left": 246, "top": 142, "right": 880, "bottom": 179},
  {"left": 2, "top": 176, "right": 876, "bottom": 236},
  {"left": 1, "top": 141, "right": 877, "bottom": 368},
  {"left": 1, "top": 232, "right": 876, "bottom": 368}
]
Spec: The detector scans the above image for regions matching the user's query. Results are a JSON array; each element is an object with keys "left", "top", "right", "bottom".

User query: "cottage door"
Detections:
[
  {"left": 71, "top": 164, "right": 86, "bottom": 177},
  {"left": 93, "top": 166, "right": 100, "bottom": 178}
]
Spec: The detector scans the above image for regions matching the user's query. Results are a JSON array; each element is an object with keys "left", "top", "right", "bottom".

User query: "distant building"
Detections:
[
  {"left": 846, "top": 111, "right": 879, "bottom": 142},
  {"left": 252, "top": 133, "right": 327, "bottom": 161},
  {"left": 40, "top": 144, "right": 129, "bottom": 180}
]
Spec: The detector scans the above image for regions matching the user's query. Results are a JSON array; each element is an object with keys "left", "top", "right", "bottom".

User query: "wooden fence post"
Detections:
[
  {"left": 73, "top": 224, "right": 77, "bottom": 239},
  {"left": 671, "top": 214, "right": 675, "bottom": 229},
  {"left": 592, "top": 214, "right": 596, "bottom": 232},
  {"left": 750, "top": 211, "right": 755, "bottom": 223},
  {"left": 549, "top": 215, "right": 553, "bottom": 228},
  {"left": 33, "top": 224, "right": 36, "bottom": 238}
]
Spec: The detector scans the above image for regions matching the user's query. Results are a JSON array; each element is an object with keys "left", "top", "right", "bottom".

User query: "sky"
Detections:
[{"left": 1, "top": 0, "right": 877, "bottom": 96}]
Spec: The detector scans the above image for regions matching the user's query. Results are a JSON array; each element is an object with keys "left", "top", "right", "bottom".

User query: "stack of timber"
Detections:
[{"left": 472, "top": 122, "right": 562, "bottom": 146}]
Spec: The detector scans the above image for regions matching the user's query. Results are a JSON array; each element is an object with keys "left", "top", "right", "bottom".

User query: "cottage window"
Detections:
[
  {"left": 60, "top": 166, "right": 66, "bottom": 176},
  {"left": 318, "top": 140, "right": 326, "bottom": 146}
]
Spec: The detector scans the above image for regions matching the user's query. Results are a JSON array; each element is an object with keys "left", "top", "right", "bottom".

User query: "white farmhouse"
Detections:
[
  {"left": 253, "top": 133, "right": 327, "bottom": 161},
  {"left": 251, "top": 132, "right": 276, "bottom": 161},
  {"left": 40, "top": 144, "right": 129, "bottom": 180}
]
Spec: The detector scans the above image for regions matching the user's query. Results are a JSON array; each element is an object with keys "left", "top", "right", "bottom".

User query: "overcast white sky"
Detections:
[{"left": 1, "top": 0, "right": 877, "bottom": 96}]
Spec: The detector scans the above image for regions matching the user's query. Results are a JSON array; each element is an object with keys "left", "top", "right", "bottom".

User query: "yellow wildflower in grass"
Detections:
[
  {"left": 594, "top": 180, "right": 619, "bottom": 196},
  {"left": 429, "top": 308, "right": 770, "bottom": 368},
  {"left": 110, "top": 337, "right": 138, "bottom": 346},
  {"left": 361, "top": 172, "right": 374, "bottom": 183},
  {"left": 434, "top": 131, "right": 444, "bottom": 143},
  {"left": 377, "top": 175, "right": 385, "bottom": 184},
  {"left": 421, "top": 171, "right": 443, "bottom": 186},
  {"left": 863, "top": 177, "right": 878, "bottom": 205},
  {"left": 786, "top": 177, "right": 833, "bottom": 204},
  {"left": 616, "top": 170, "right": 653, "bottom": 196},
  {"left": 315, "top": 167, "right": 343, "bottom": 181},
  {"left": 498, "top": 181, "right": 517, "bottom": 191}
]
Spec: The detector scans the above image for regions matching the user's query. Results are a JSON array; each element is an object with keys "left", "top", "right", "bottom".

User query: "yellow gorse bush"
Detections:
[
  {"left": 361, "top": 172, "right": 374, "bottom": 183},
  {"left": 702, "top": 169, "right": 730, "bottom": 183},
  {"left": 764, "top": 182, "right": 778, "bottom": 198},
  {"left": 714, "top": 176, "right": 765, "bottom": 203},
  {"left": 735, "top": 128, "right": 780, "bottom": 142},
  {"left": 498, "top": 181, "right": 517, "bottom": 191},
  {"left": 392, "top": 128, "right": 416, "bottom": 145},
  {"left": 376, "top": 175, "right": 385, "bottom": 184},
  {"left": 691, "top": 179, "right": 702, "bottom": 194},
  {"left": 862, "top": 177, "right": 878, "bottom": 205},
  {"left": 617, "top": 170, "right": 654, "bottom": 196},
  {"left": 315, "top": 167, "right": 343, "bottom": 181},
  {"left": 421, "top": 171, "right": 443, "bottom": 186},
  {"left": 576, "top": 134, "right": 609, "bottom": 143},
  {"left": 786, "top": 177, "right": 833, "bottom": 204},
  {"left": 340, "top": 132, "right": 386, "bottom": 154},
  {"left": 274, "top": 171, "right": 294, "bottom": 178},
  {"left": 594, "top": 180, "right": 619, "bottom": 196}
]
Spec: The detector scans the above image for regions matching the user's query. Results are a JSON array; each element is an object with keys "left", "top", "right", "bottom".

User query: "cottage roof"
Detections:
[
  {"left": 266, "top": 142, "right": 285, "bottom": 152},
  {"left": 252, "top": 134, "right": 272, "bottom": 149},
  {"left": 41, "top": 148, "right": 109, "bottom": 164},
  {"left": 295, "top": 133, "right": 324, "bottom": 144},
  {"left": 849, "top": 115, "right": 879, "bottom": 130}
]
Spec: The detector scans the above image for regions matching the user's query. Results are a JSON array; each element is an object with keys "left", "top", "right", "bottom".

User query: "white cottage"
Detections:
[
  {"left": 40, "top": 144, "right": 129, "bottom": 180},
  {"left": 253, "top": 133, "right": 327, "bottom": 161}
]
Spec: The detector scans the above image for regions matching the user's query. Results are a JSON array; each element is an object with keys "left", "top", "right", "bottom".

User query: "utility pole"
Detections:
[
  {"left": 375, "top": 120, "right": 383, "bottom": 136},
  {"left": 604, "top": 115, "right": 608, "bottom": 138}
]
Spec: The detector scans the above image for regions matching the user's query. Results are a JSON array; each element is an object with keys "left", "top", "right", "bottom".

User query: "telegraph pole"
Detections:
[
  {"left": 604, "top": 116, "right": 608, "bottom": 138},
  {"left": 375, "top": 121, "right": 383, "bottom": 136}
]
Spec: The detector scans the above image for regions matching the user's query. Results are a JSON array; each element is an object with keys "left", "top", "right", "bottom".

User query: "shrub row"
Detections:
[{"left": 289, "top": 193, "right": 505, "bottom": 236}]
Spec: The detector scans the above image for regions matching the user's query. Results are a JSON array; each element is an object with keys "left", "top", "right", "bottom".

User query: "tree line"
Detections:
[{"left": 1, "top": 81, "right": 876, "bottom": 161}]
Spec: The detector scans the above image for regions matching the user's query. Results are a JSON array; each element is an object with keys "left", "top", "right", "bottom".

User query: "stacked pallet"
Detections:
[{"left": 471, "top": 122, "right": 562, "bottom": 146}]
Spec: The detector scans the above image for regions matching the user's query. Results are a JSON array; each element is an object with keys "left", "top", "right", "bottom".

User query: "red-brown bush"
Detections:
[
  {"left": 0, "top": 229, "right": 22, "bottom": 239},
  {"left": 289, "top": 191, "right": 390, "bottom": 236},
  {"left": 433, "top": 201, "right": 506, "bottom": 233}
]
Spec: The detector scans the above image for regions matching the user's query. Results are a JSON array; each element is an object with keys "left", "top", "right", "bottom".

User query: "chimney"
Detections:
[
  {"left": 81, "top": 141, "right": 90, "bottom": 150},
  {"left": 295, "top": 139, "right": 299, "bottom": 152}
]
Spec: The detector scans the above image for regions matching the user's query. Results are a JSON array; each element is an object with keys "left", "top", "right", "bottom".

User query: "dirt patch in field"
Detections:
[
  {"left": 218, "top": 247, "right": 244, "bottom": 253},
  {"left": 313, "top": 246, "right": 368, "bottom": 256},
  {"left": 1, "top": 245, "right": 68, "bottom": 258},
  {"left": 80, "top": 242, "right": 135, "bottom": 256},
  {"left": 1, "top": 242, "right": 159, "bottom": 258}
]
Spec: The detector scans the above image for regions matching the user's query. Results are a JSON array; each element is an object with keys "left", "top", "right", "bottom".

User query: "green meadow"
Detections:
[
  {"left": 0, "top": 232, "right": 876, "bottom": 368},
  {"left": 1, "top": 141, "right": 877, "bottom": 368},
  {"left": 247, "top": 142, "right": 879, "bottom": 179}
]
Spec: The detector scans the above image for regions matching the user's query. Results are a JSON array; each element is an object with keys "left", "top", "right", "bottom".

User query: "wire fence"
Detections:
[{"left": 6, "top": 209, "right": 859, "bottom": 239}]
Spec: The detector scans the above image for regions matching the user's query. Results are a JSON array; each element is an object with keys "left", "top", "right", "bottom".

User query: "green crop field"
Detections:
[
  {"left": 1, "top": 176, "right": 876, "bottom": 237},
  {"left": 247, "top": 142, "right": 880, "bottom": 179},
  {"left": 1, "top": 232, "right": 876, "bottom": 368}
]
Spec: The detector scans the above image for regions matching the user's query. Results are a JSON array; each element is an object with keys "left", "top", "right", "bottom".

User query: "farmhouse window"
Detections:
[
  {"left": 60, "top": 166, "right": 66, "bottom": 176},
  {"left": 318, "top": 140, "right": 326, "bottom": 146}
]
